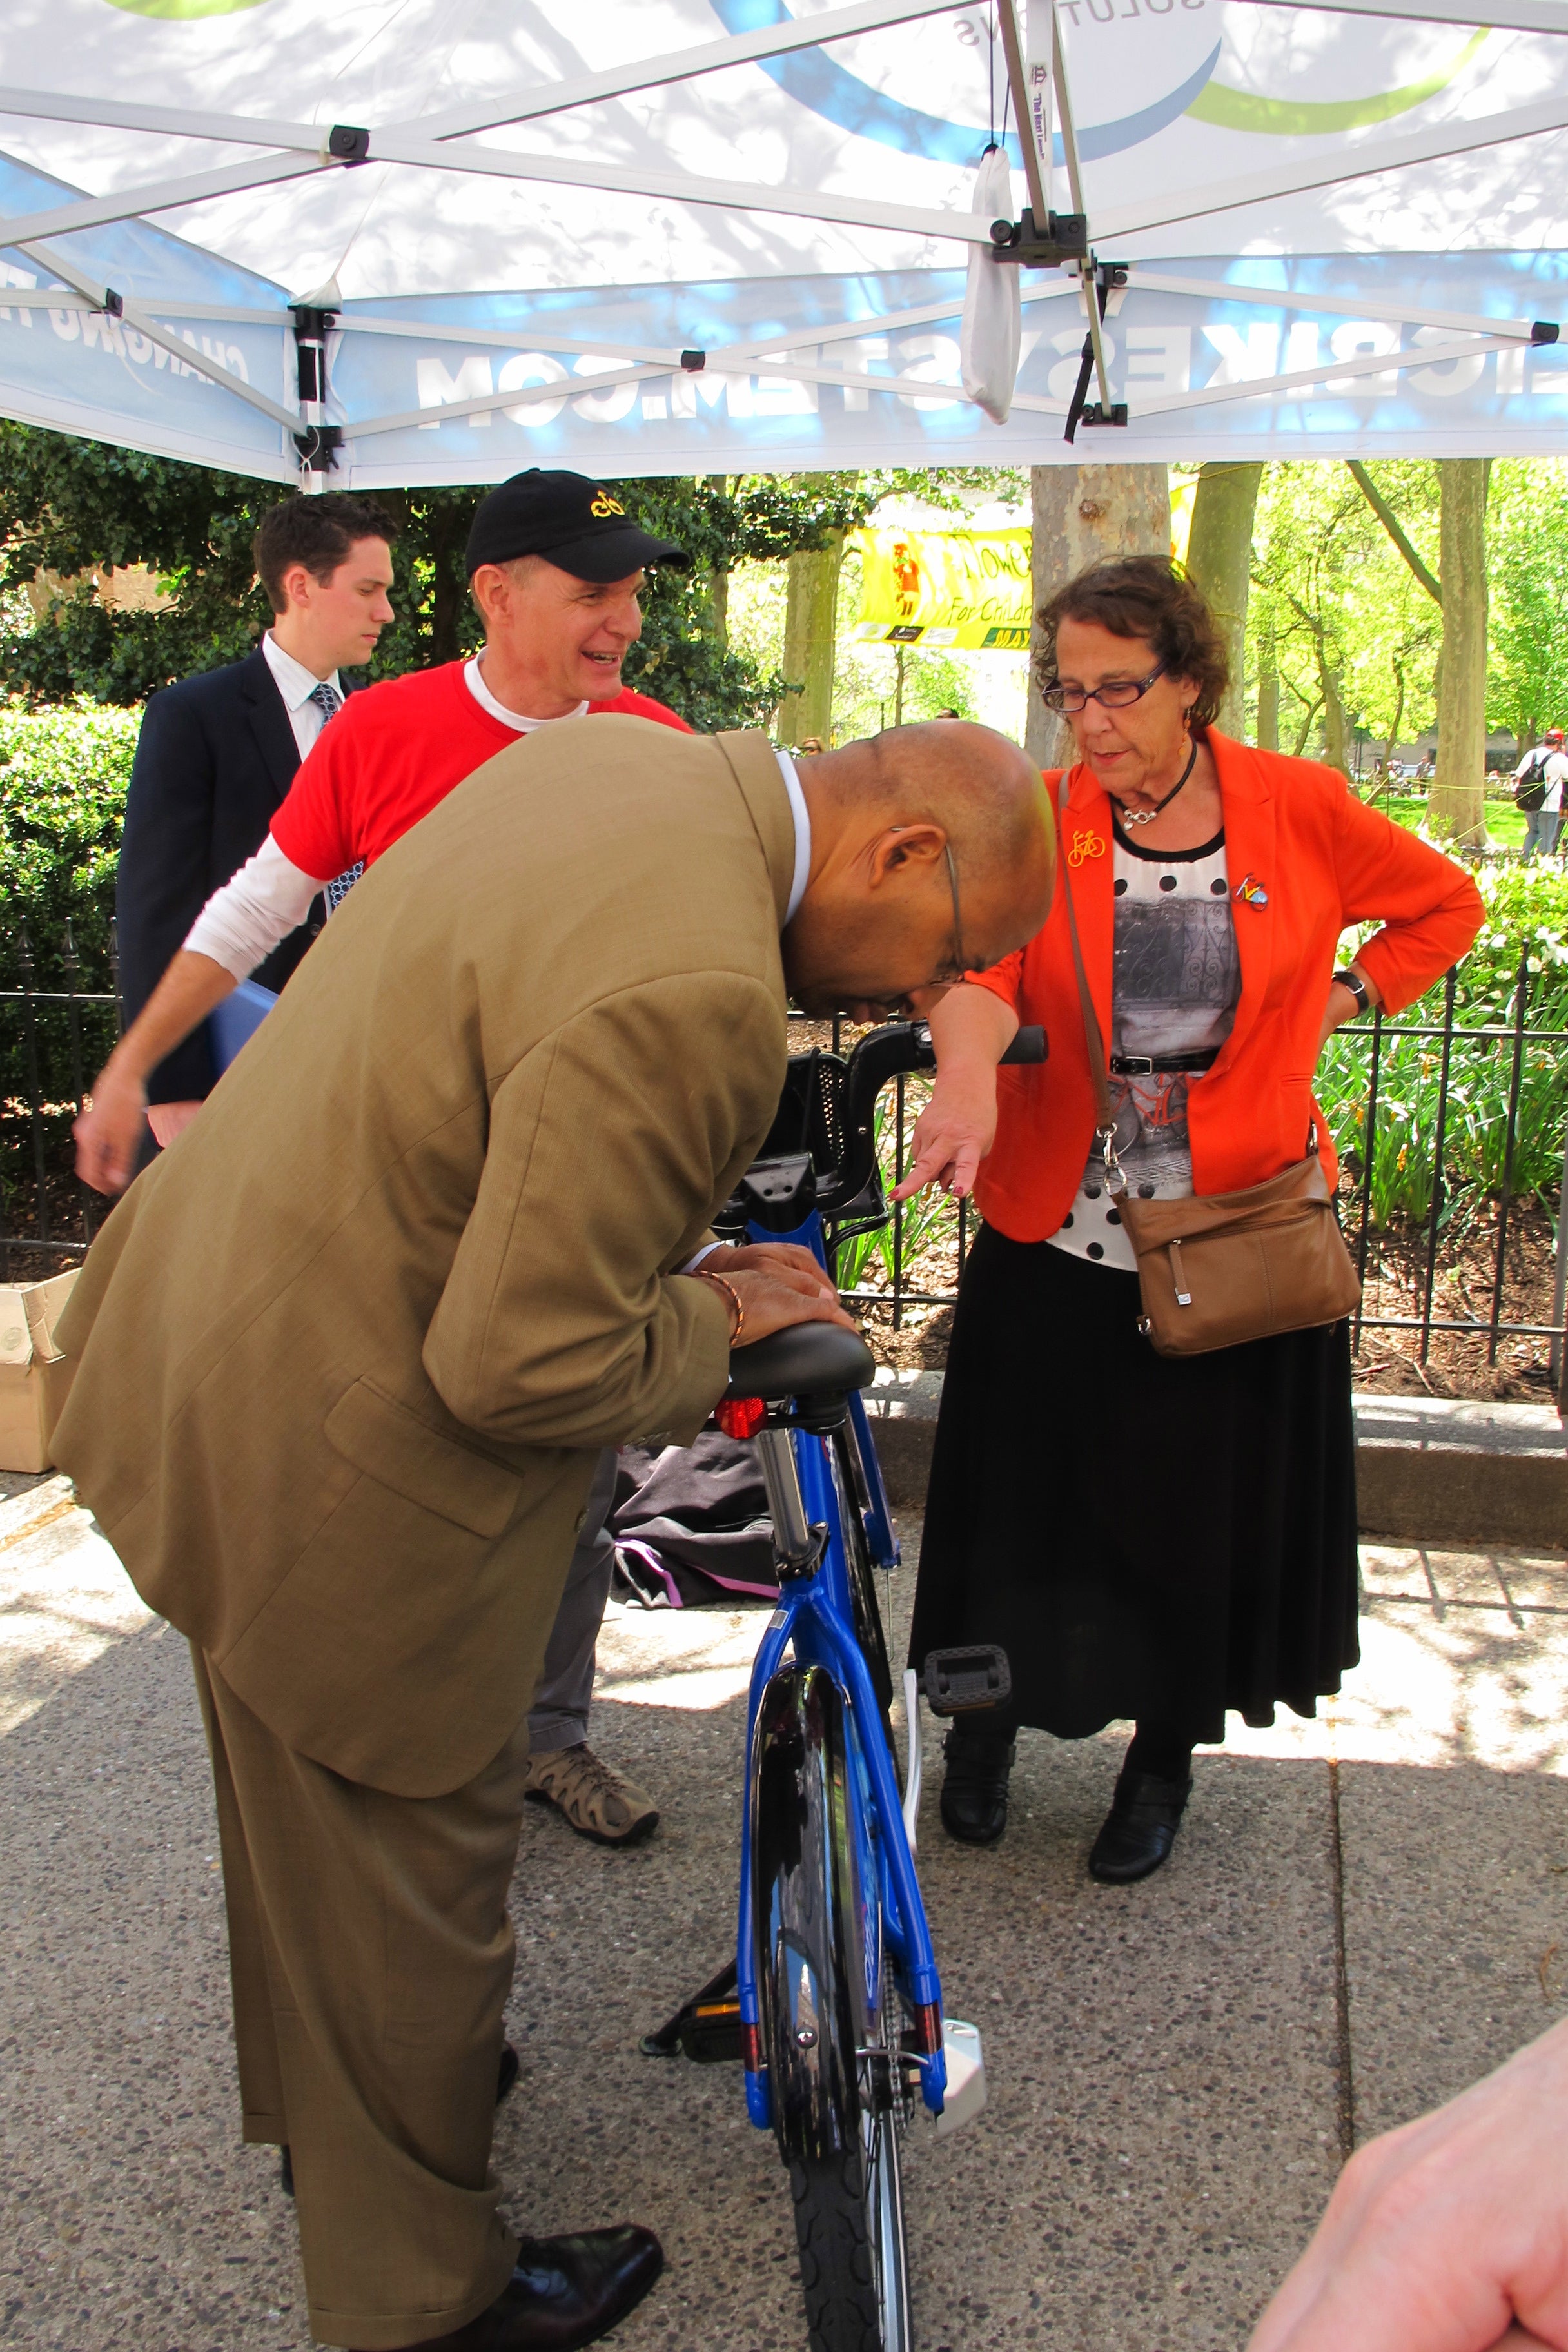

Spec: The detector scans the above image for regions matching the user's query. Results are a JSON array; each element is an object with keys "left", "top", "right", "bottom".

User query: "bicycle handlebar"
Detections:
[
  {"left": 818, "top": 1018, "right": 1045, "bottom": 1217},
  {"left": 720, "top": 1017, "right": 1045, "bottom": 1234}
]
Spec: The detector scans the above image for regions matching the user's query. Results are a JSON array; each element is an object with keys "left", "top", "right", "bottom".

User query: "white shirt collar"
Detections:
[
  {"left": 466, "top": 655, "right": 588, "bottom": 734},
  {"left": 262, "top": 629, "right": 340, "bottom": 711},
  {"left": 775, "top": 750, "right": 811, "bottom": 926}
]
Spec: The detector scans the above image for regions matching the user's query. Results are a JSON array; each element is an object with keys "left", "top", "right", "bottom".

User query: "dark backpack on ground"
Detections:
[
  {"left": 610, "top": 1428, "right": 778, "bottom": 1608},
  {"left": 1516, "top": 750, "right": 1552, "bottom": 812}
]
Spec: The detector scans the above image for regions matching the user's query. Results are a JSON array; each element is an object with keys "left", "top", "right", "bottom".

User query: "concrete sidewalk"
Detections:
[{"left": 3, "top": 1481, "right": 1567, "bottom": 2351}]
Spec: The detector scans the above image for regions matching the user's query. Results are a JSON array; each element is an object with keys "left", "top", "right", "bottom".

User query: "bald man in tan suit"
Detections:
[{"left": 50, "top": 715, "right": 1054, "bottom": 2351}]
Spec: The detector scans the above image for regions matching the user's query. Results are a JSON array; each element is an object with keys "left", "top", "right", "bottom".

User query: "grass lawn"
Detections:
[{"left": 1373, "top": 791, "right": 1532, "bottom": 853}]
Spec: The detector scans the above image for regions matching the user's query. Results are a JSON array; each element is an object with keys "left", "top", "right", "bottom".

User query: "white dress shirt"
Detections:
[{"left": 261, "top": 631, "right": 343, "bottom": 762}]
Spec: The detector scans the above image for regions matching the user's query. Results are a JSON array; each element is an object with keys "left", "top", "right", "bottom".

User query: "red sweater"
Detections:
[
  {"left": 270, "top": 663, "right": 691, "bottom": 881},
  {"left": 968, "top": 734, "right": 1485, "bottom": 1243}
]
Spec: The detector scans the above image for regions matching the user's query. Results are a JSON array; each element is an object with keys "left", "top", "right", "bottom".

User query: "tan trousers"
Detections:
[{"left": 193, "top": 1648, "right": 527, "bottom": 2349}]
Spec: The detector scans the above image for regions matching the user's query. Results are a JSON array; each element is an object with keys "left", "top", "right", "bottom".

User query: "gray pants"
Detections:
[
  {"left": 1524, "top": 807, "right": 1562, "bottom": 860},
  {"left": 527, "top": 1447, "right": 618, "bottom": 1755}
]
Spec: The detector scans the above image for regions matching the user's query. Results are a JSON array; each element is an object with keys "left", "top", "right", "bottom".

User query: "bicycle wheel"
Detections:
[
  {"left": 790, "top": 2050, "right": 910, "bottom": 2352},
  {"left": 754, "top": 1667, "right": 912, "bottom": 2352}
]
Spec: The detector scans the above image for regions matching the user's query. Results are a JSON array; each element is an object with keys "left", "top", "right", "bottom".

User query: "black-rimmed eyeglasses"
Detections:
[{"left": 1041, "top": 662, "right": 1167, "bottom": 716}]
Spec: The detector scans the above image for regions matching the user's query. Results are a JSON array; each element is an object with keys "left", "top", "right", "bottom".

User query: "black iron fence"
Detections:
[
  {"left": 5, "top": 933, "right": 1565, "bottom": 1400},
  {"left": 1, "top": 920, "right": 121, "bottom": 1274},
  {"left": 807, "top": 971, "right": 1568, "bottom": 1402}
]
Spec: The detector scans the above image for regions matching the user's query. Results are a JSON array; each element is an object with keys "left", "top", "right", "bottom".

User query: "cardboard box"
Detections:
[{"left": 0, "top": 1268, "right": 79, "bottom": 1474}]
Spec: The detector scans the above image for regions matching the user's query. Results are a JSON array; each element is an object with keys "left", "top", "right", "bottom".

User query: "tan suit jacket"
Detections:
[{"left": 52, "top": 720, "right": 793, "bottom": 1797}]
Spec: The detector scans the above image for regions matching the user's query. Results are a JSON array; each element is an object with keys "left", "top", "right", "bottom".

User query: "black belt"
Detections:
[{"left": 1108, "top": 1048, "right": 1220, "bottom": 1077}]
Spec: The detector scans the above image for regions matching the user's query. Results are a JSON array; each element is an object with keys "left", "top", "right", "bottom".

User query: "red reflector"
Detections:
[
  {"left": 913, "top": 2003, "right": 943, "bottom": 2057},
  {"left": 741, "top": 2022, "right": 764, "bottom": 2072},
  {"left": 716, "top": 1396, "right": 767, "bottom": 1440}
]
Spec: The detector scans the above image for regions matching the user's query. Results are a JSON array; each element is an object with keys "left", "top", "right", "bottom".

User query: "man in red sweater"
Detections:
[{"left": 75, "top": 468, "right": 694, "bottom": 1852}]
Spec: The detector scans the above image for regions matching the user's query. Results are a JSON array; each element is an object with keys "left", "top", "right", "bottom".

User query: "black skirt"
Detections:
[{"left": 906, "top": 1226, "right": 1360, "bottom": 1746}]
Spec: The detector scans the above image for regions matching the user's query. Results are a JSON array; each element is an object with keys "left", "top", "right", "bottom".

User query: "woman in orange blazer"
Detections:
[{"left": 901, "top": 556, "right": 1482, "bottom": 1884}]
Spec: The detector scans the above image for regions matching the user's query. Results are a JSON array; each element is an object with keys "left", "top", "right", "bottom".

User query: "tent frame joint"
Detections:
[
  {"left": 988, "top": 208, "right": 1088, "bottom": 268},
  {"left": 1532, "top": 320, "right": 1562, "bottom": 344}
]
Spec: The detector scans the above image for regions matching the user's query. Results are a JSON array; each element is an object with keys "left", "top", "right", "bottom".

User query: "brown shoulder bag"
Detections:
[{"left": 1057, "top": 779, "right": 1361, "bottom": 1358}]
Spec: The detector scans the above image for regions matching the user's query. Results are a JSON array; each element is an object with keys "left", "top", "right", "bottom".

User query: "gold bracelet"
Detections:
[{"left": 697, "top": 1267, "right": 745, "bottom": 1344}]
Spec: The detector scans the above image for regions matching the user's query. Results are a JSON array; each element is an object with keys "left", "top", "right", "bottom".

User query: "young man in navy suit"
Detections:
[{"left": 115, "top": 492, "right": 398, "bottom": 1152}]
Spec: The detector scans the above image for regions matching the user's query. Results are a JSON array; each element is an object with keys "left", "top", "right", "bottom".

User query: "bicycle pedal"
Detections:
[
  {"left": 678, "top": 1997, "right": 745, "bottom": 2064},
  {"left": 921, "top": 1644, "right": 1012, "bottom": 1716}
]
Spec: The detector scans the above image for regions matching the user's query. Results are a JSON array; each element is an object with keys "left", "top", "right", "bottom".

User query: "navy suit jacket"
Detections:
[{"left": 115, "top": 645, "right": 353, "bottom": 1104}]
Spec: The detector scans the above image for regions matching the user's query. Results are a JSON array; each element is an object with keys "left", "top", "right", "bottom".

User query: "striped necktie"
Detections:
[{"left": 306, "top": 681, "right": 363, "bottom": 912}]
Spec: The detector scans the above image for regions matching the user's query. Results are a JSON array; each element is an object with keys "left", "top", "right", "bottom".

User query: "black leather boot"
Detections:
[
  {"left": 1088, "top": 1766, "right": 1192, "bottom": 1883},
  {"left": 939, "top": 1725, "right": 1015, "bottom": 1847}
]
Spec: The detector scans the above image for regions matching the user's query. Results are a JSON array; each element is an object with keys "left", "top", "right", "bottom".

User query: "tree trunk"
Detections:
[
  {"left": 1319, "top": 660, "right": 1348, "bottom": 779},
  {"left": 1026, "top": 464, "right": 1173, "bottom": 771},
  {"left": 1383, "top": 658, "right": 1406, "bottom": 785},
  {"left": 1183, "top": 461, "right": 1264, "bottom": 739},
  {"left": 705, "top": 474, "right": 729, "bottom": 651},
  {"left": 778, "top": 474, "right": 846, "bottom": 745},
  {"left": 1429, "top": 459, "right": 1491, "bottom": 851},
  {"left": 1256, "top": 628, "right": 1279, "bottom": 752}
]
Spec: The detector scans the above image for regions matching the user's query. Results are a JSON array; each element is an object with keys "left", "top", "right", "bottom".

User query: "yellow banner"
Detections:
[{"left": 851, "top": 527, "right": 1032, "bottom": 652}]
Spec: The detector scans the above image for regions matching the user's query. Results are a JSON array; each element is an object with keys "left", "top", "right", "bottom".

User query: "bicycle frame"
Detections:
[{"left": 734, "top": 1207, "right": 948, "bottom": 2133}]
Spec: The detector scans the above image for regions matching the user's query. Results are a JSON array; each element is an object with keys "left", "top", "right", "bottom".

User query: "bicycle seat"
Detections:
[{"left": 725, "top": 1322, "right": 876, "bottom": 1402}]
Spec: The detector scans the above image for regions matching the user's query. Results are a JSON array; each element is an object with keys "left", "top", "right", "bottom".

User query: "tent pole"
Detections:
[
  {"left": 292, "top": 307, "right": 340, "bottom": 491},
  {"left": 994, "top": 0, "right": 1048, "bottom": 226},
  {"left": 14, "top": 237, "right": 302, "bottom": 435},
  {"left": 1048, "top": 44, "right": 1114, "bottom": 418}
]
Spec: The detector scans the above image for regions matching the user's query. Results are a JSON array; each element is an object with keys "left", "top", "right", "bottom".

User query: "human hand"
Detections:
[
  {"left": 1248, "top": 2016, "right": 1568, "bottom": 2352},
  {"left": 146, "top": 1100, "right": 204, "bottom": 1151},
  {"left": 890, "top": 1068, "right": 999, "bottom": 1202},
  {"left": 74, "top": 1060, "right": 150, "bottom": 1195},
  {"left": 723, "top": 1242, "right": 840, "bottom": 1304},
  {"left": 693, "top": 1260, "right": 858, "bottom": 1348}
]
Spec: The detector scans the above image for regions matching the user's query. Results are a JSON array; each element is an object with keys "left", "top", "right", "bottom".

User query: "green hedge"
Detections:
[{"left": 0, "top": 701, "right": 138, "bottom": 994}]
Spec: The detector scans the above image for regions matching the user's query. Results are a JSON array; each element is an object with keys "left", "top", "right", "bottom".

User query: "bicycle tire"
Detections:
[
  {"left": 789, "top": 2077, "right": 910, "bottom": 2352},
  {"left": 754, "top": 1668, "right": 912, "bottom": 2352}
]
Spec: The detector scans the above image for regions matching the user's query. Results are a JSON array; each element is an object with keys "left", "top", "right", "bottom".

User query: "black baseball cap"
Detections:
[{"left": 465, "top": 469, "right": 688, "bottom": 582}]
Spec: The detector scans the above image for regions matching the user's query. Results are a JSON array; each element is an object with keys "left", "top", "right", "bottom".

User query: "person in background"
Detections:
[
  {"left": 1514, "top": 727, "right": 1567, "bottom": 861},
  {"left": 1249, "top": 2012, "right": 1568, "bottom": 2350},
  {"left": 115, "top": 493, "right": 398, "bottom": 1151},
  {"left": 75, "top": 467, "right": 694, "bottom": 1852},
  {"left": 897, "top": 556, "right": 1483, "bottom": 1883}
]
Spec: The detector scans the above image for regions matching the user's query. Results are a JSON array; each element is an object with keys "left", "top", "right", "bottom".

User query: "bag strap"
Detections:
[{"left": 1057, "top": 774, "right": 1126, "bottom": 1197}]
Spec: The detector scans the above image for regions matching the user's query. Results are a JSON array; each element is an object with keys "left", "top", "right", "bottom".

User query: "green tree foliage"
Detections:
[
  {"left": 1487, "top": 458, "right": 1568, "bottom": 750},
  {"left": 0, "top": 425, "right": 879, "bottom": 729},
  {"left": 1249, "top": 462, "right": 1441, "bottom": 773}
]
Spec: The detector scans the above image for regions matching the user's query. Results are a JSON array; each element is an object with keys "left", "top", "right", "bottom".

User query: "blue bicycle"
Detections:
[{"left": 645, "top": 1018, "right": 1041, "bottom": 2351}]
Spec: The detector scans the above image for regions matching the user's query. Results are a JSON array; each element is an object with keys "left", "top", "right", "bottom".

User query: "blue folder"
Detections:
[{"left": 207, "top": 977, "right": 279, "bottom": 1076}]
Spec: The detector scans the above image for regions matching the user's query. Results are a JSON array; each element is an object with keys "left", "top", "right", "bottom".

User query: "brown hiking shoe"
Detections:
[{"left": 524, "top": 1743, "right": 660, "bottom": 1846}]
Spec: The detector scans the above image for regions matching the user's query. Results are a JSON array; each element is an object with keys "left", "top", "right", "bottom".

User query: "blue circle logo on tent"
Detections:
[{"left": 707, "top": 0, "right": 1220, "bottom": 167}]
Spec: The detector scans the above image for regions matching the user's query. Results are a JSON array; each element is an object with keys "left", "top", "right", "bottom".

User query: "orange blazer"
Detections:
[{"left": 968, "top": 731, "right": 1485, "bottom": 1245}]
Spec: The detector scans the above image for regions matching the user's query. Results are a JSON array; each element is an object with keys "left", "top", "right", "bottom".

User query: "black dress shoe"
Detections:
[
  {"left": 1088, "top": 1768, "right": 1193, "bottom": 1884},
  {"left": 358, "top": 2225, "right": 664, "bottom": 2351},
  {"left": 281, "top": 2044, "right": 522, "bottom": 2197},
  {"left": 939, "top": 1726, "right": 1015, "bottom": 1847}
]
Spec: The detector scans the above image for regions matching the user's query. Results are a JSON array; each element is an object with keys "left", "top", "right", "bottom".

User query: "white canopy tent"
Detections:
[{"left": 1, "top": 0, "right": 1566, "bottom": 489}]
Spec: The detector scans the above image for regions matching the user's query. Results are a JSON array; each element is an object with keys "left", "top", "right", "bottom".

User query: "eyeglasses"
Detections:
[
  {"left": 1041, "top": 662, "right": 1167, "bottom": 715},
  {"left": 932, "top": 841, "right": 968, "bottom": 986}
]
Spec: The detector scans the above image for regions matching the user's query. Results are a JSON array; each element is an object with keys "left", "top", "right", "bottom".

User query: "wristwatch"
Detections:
[{"left": 1333, "top": 966, "right": 1370, "bottom": 1016}]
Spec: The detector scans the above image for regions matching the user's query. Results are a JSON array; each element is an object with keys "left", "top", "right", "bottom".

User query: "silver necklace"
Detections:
[{"left": 1119, "top": 738, "right": 1199, "bottom": 828}]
